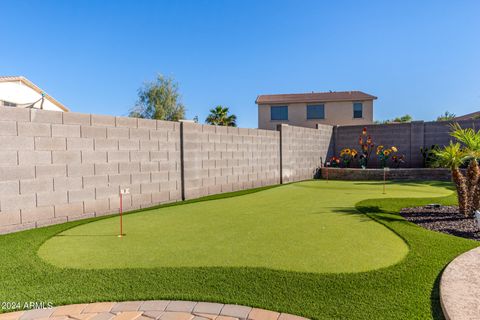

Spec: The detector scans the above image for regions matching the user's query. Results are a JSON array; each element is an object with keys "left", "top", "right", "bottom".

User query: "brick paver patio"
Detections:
[{"left": 0, "top": 301, "right": 309, "bottom": 320}]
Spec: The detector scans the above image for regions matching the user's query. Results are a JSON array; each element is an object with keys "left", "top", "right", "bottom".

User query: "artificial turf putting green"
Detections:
[
  {"left": 39, "top": 180, "right": 450, "bottom": 273},
  {"left": 2, "top": 180, "right": 478, "bottom": 319}
]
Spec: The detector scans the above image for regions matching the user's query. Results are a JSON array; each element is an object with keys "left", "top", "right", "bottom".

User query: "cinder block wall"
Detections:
[
  {"left": 0, "top": 107, "right": 182, "bottom": 234},
  {"left": 4, "top": 105, "right": 470, "bottom": 234},
  {"left": 332, "top": 120, "right": 480, "bottom": 168},
  {"left": 0, "top": 107, "right": 334, "bottom": 234},
  {"left": 334, "top": 122, "right": 414, "bottom": 166},
  {"left": 424, "top": 119, "right": 480, "bottom": 146},
  {"left": 182, "top": 122, "right": 280, "bottom": 199},
  {"left": 280, "top": 124, "right": 333, "bottom": 183}
]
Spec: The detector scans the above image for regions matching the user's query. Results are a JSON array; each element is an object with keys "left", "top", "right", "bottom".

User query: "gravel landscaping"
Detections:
[{"left": 400, "top": 205, "right": 480, "bottom": 240}]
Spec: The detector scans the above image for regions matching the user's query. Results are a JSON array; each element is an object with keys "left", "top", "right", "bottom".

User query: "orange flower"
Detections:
[{"left": 362, "top": 127, "right": 367, "bottom": 135}]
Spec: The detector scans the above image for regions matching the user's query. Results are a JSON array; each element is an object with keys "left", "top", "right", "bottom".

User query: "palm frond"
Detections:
[{"left": 432, "top": 141, "right": 466, "bottom": 169}]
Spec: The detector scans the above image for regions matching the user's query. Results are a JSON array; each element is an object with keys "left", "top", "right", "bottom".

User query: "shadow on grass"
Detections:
[
  {"left": 326, "top": 207, "right": 372, "bottom": 222},
  {"left": 357, "top": 205, "right": 417, "bottom": 225},
  {"left": 431, "top": 266, "right": 447, "bottom": 320}
]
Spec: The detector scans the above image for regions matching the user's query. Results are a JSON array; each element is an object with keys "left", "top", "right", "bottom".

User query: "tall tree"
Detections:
[
  {"left": 129, "top": 75, "right": 185, "bottom": 121},
  {"left": 205, "top": 105, "right": 237, "bottom": 127},
  {"left": 437, "top": 111, "right": 456, "bottom": 121}
]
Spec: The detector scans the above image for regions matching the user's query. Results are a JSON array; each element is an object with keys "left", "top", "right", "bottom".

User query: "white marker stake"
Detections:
[
  {"left": 119, "top": 188, "right": 130, "bottom": 237},
  {"left": 383, "top": 167, "right": 389, "bottom": 194},
  {"left": 325, "top": 162, "right": 331, "bottom": 183}
]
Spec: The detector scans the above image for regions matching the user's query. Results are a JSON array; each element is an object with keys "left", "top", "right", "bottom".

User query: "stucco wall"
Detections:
[{"left": 258, "top": 100, "right": 373, "bottom": 130}]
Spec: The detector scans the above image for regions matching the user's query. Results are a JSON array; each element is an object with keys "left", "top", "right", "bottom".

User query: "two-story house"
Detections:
[{"left": 256, "top": 91, "right": 376, "bottom": 130}]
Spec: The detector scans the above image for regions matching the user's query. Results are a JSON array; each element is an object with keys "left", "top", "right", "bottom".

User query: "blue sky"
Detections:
[{"left": 1, "top": 0, "right": 479, "bottom": 128}]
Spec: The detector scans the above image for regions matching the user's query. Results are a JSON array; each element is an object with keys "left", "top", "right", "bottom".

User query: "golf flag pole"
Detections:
[
  {"left": 119, "top": 188, "right": 130, "bottom": 237},
  {"left": 325, "top": 162, "right": 330, "bottom": 183},
  {"left": 383, "top": 167, "right": 389, "bottom": 194}
]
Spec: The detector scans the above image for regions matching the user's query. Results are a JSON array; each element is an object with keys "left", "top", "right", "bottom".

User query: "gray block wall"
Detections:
[
  {"left": 182, "top": 122, "right": 280, "bottom": 199},
  {"left": 332, "top": 119, "right": 480, "bottom": 168},
  {"left": 2, "top": 106, "right": 471, "bottom": 234},
  {"left": 320, "top": 167, "right": 453, "bottom": 181},
  {"left": 0, "top": 108, "right": 333, "bottom": 234},
  {"left": 424, "top": 119, "right": 480, "bottom": 147},
  {"left": 279, "top": 124, "right": 333, "bottom": 183},
  {"left": 0, "top": 107, "right": 182, "bottom": 234}
]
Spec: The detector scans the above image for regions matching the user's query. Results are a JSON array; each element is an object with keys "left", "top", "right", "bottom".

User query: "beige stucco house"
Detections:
[{"left": 256, "top": 91, "right": 377, "bottom": 130}]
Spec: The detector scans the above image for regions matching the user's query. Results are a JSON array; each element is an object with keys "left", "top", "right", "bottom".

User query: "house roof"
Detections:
[
  {"left": 255, "top": 91, "right": 377, "bottom": 105},
  {"left": 0, "top": 76, "right": 69, "bottom": 112},
  {"left": 453, "top": 111, "right": 480, "bottom": 121}
]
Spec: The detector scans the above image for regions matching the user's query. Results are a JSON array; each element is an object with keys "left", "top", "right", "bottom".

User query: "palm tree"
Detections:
[
  {"left": 450, "top": 123, "right": 480, "bottom": 211},
  {"left": 205, "top": 106, "right": 237, "bottom": 127},
  {"left": 434, "top": 142, "right": 469, "bottom": 216}
]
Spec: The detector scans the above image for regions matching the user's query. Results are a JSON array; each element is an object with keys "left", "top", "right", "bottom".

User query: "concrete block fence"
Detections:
[
  {"left": 182, "top": 122, "right": 281, "bottom": 199},
  {"left": 279, "top": 124, "right": 333, "bottom": 183},
  {"left": 0, "top": 106, "right": 470, "bottom": 234},
  {"left": 0, "top": 107, "right": 331, "bottom": 234},
  {"left": 320, "top": 167, "right": 453, "bottom": 181},
  {"left": 331, "top": 119, "right": 480, "bottom": 168}
]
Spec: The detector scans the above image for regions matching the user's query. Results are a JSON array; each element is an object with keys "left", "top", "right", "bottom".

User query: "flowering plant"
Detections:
[
  {"left": 339, "top": 148, "right": 358, "bottom": 167},
  {"left": 327, "top": 156, "right": 340, "bottom": 167},
  {"left": 358, "top": 127, "right": 374, "bottom": 168},
  {"left": 391, "top": 154, "right": 406, "bottom": 168},
  {"left": 376, "top": 145, "right": 398, "bottom": 168}
]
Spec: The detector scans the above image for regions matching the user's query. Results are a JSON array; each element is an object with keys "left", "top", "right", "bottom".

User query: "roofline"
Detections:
[
  {"left": 0, "top": 76, "right": 70, "bottom": 112},
  {"left": 255, "top": 92, "right": 377, "bottom": 104},
  {"left": 453, "top": 111, "right": 480, "bottom": 120},
  {"left": 255, "top": 97, "right": 378, "bottom": 104}
]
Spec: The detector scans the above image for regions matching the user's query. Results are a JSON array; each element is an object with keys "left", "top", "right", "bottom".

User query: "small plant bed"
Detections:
[{"left": 401, "top": 205, "right": 480, "bottom": 240}]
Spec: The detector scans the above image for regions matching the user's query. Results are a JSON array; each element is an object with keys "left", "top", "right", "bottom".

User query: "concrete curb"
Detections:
[{"left": 440, "top": 246, "right": 480, "bottom": 320}]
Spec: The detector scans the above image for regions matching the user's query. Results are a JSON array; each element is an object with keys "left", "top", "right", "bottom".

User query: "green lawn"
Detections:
[{"left": 1, "top": 180, "right": 478, "bottom": 319}]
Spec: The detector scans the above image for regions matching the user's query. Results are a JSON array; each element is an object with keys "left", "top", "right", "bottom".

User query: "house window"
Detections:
[
  {"left": 307, "top": 104, "right": 325, "bottom": 120},
  {"left": 3, "top": 101, "right": 17, "bottom": 107},
  {"left": 353, "top": 102, "right": 363, "bottom": 118},
  {"left": 271, "top": 106, "right": 288, "bottom": 121}
]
